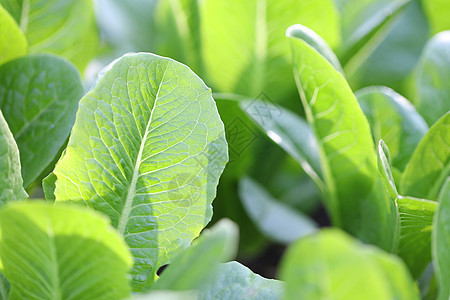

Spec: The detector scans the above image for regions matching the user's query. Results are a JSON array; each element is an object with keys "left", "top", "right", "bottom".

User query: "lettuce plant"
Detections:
[
  {"left": 240, "top": 24, "right": 449, "bottom": 300},
  {"left": 0, "top": 0, "right": 449, "bottom": 299}
]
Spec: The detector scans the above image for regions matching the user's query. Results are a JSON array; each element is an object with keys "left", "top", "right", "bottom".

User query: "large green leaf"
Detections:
[
  {"left": 0, "top": 202, "right": 132, "bottom": 299},
  {"left": 152, "top": 219, "right": 238, "bottom": 291},
  {"left": 280, "top": 229, "right": 420, "bottom": 300},
  {"left": 356, "top": 86, "right": 428, "bottom": 170},
  {"left": 433, "top": 178, "right": 450, "bottom": 300},
  {"left": 377, "top": 140, "right": 437, "bottom": 277},
  {"left": 0, "top": 4, "right": 26, "bottom": 65},
  {"left": 401, "top": 112, "right": 450, "bottom": 200},
  {"left": 422, "top": 0, "right": 450, "bottom": 34},
  {"left": 0, "top": 110, "right": 27, "bottom": 205},
  {"left": 53, "top": 53, "right": 228, "bottom": 291},
  {"left": 239, "top": 177, "right": 317, "bottom": 244},
  {"left": 199, "top": 261, "right": 284, "bottom": 300},
  {"left": 199, "top": 0, "right": 340, "bottom": 101},
  {"left": 0, "top": 54, "right": 84, "bottom": 187},
  {"left": 0, "top": 0, "right": 98, "bottom": 71},
  {"left": 415, "top": 31, "right": 450, "bottom": 126},
  {"left": 288, "top": 29, "right": 395, "bottom": 249}
]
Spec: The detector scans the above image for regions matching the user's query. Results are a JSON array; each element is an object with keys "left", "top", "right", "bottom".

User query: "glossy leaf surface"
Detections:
[{"left": 288, "top": 29, "right": 394, "bottom": 249}]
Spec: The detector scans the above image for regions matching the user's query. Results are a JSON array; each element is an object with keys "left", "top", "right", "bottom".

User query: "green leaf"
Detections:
[
  {"left": 334, "top": 0, "right": 403, "bottom": 43},
  {"left": 280, "top": 229, "right": 420, "bottom": 300},
  {"left": 239, "top": 99, "right": 323, "bottom": 189},
  {"left": 347, "top": 0, "right": 429, "bottom": 92},
  {"left": 0, "top": 0, "right": 21, "bottom": 22},
  {"left": 0, "top": 110, "right": 27, "bottom": 205},
  {"left": 288, "top": 29, "right": 395, "bottom": 250},
  {"left": 377, "top": 140, "right": 398, "bottom": 199},
  {"left": 356, "top": 86, "right": 428, "bottom": 170},
  {"left": 433, "top": 178, "right": 450, "bottom": 300},
  {"left": 214, "top": 96, "right": 257, "bottom": 179},
  {"left": 42, "top": 172, "right": 57, "bottom": 202},
  {"left": 396, "top": 197, "right": 437, "bottom": 277},
  {"left": 401, "top": 112, "right": 450, "bottom": 200},
  {"left": 422, "top": 0, "right": 450, "bottom": 34},
  {"left": 0, "top": 272, "right": 8, "bottom": 300},
  {"left": 154, "top": 0, "right": 202, "bottom": 74},
  {"left": 337, "top": 0, "right": 411, "bottom": 77},
  {"left": 239, "top": 177, "right": 317, "bottom": 244},
  {"left": 0, "top": 0, "right": 99, "bottom": 71},
  {"left": 377, "top": 140, "right": 437, "bottom": 277},
  {"left": 53, "top": 53, "right": 228, "bottom": 291},
  {"left": 0, "top": 202, "right": 132, "bottom": 299},
  {"left": 0, "top": 4, "right": 27, "bottom": 65},
  {"left": 285, "top": 25, "right": 343, "bottom": 74},
  {"left": 199, "top": 0, "right": 340, "bottom": 100},
  {"left": 199, "top": 261, "right": 284, "bottom": 300},
  {"left": 367, "top": 250, "right": 422, "bottom": 299},
  {"left": 0, "top": 54, "right": 84, "bottom": 188},
  {"left": 415, "top": 31, "right": 450, "bottom": 126},
  {"left": 152, "top": 219, "right": 238, "bottom": 291}
]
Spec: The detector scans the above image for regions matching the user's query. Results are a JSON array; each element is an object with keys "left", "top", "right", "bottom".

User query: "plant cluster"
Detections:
[{"left": 0, "top": 0, "right": 449, "bottom": 299}]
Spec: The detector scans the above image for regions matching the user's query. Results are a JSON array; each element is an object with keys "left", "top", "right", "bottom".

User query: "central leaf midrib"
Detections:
[
  {"left": 250, "top": 0, "right": 267, "bottom": 96},
  {"left": 117, "top": 62, "right": 170, "bottom": 235},
  {"left": 14, "top": 95, "right": 58, "bottom": 140},
  {"left": 292, "top": 56, "right": 341, "bottom": 227}
]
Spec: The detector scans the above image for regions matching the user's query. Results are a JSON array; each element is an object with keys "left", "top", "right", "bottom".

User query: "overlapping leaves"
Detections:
[{"left": 52, "top": 53, "right": 228, "bottom": 291}]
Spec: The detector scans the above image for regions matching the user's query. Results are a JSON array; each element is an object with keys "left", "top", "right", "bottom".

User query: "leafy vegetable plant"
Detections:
[{"left": 0, "top": 0, "right": 449, "bottom": 299}]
